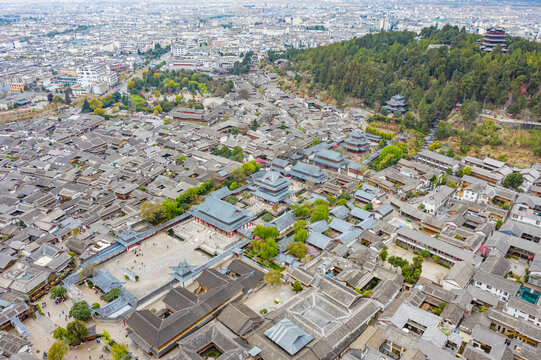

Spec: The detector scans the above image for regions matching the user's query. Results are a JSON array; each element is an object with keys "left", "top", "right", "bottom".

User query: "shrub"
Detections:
[
  {"left": 261, "top": 213, "right": 274, "bottom": 222},
  {"left": 224, "top": 195, "right": 238, "bottom": 205},
  {"left": 431, "top": 307, "right": 443, "bottom": 315},
  {"left": 103, "top": 288, "right": 121, "bottom": 302}
]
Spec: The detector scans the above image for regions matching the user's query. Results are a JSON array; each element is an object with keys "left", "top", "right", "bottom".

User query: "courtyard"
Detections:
[
  {"left": 99, "top": 231, "right": 210, "bottom": 298},
  {"left": 243, "top": 283, "right": 297, "bottom": 314},
  {"left": 386, "top": 242, "right": 451, "bottom": 285}
]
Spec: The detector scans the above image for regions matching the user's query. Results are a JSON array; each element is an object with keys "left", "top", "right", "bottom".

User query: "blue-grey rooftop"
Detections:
[
  {"left": 191, "top": 197, "right": 253, "bottom": 234},
  {"left": 264, "top": 318, "right": 314, "bottom": 355},
  {"left": 288, "top": 162, "right": 329, "bottom": 184}
]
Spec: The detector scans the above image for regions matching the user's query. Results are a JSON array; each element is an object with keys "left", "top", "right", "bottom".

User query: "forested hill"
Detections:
[{"left": 281, "top": 25, "right": 541, "bottom": 131}]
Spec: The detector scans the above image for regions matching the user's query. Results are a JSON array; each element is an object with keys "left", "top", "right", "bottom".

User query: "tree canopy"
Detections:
[
  {"left": 373, "top": 144, "right": 408, "bottom": 170},
  {"left": 50, "top": 285, "right": 67, "bottom": 299},
  {"left": 284, "top": 25, "right": 541, "bottom": 130},
  {"left": 66, "top": 319, "right": 88, "bottom": 345},
  {"left": 264, "top": 269, "right": 282, "bottom": 286},
  {"left": 111, "top": 343, "right": 130, "bottom": 360},
  {"left": 69, "top": 301, "right": 91, "bottom": 322},
  {"left": 502, "top": 172, "right": 524, "bottom": 189},
  {"left": 48, "top": 341, "right": 68, "bottom": 360}
]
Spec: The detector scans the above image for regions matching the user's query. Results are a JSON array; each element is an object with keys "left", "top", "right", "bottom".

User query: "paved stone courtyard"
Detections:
[{"left": 99, "top": 231, "right": 210, "bottom": 298}]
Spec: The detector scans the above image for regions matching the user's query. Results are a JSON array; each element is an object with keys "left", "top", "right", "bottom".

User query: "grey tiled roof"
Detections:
[
  {"left": 191, "top": 197, "right": 253, "bottom": 234},
  {"left": 270, "top": 211, "right": 297, "bottom": 233},
  {"left": 307, "top": 232, "right": 333, "bottom": 250},
  {"left": 443, "top": 261, "right": 475, "bottom": 289},
  {"left": 264, "top": 318, "right": 314, "bottom": 355}
]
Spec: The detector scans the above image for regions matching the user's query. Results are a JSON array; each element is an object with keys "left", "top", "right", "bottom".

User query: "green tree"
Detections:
[
  {"left": 387, "top": 256, "right": 408, "bottom": 268},
  {"left": 502, "top": 173, "right": 524, "bottom": 189},
  {"left": 52, "top": 95, "right": 64, "bottom": 103},
  {"left": 287, "top": 241, "right": 308, "bottom": 259},
  {"left": 379, "top": 246, "right": 388, "bottom": 262},
  {"left": 89, "top": 98, "right": 103, "bottom": 111},
  {"left": 463, "top": 166, "right": 472, "bottom": 176},
  {"left": 264, "top": 269, "right": 282, "bottom": 286},
  {"left": 64, "top": 90, "right": 72, "bottom": 105},
  {"left": 294, "top": 229, "right": 308, "bottom": 242},
  {"left": 48, "top": 341, "right": 68, "bottom": 360},
  {"left": 253, "top": 225, "right": 279, "bottom": 241},
  {"left": 460, "top": 99, "right": 479, "bottom": 123},
  {"left": 140, "top": 201, "right": 166, "bottom": 225},
  {"left": 375, "top": 144, "right": 406, "bottom": 170},
  {"left": 69, "top": 301, "right": 91, "bottom": 321},
  {"left": 53, "top": 326, "right": 67, "bottom": 340},
  {"left": 219, "top": 145, "right": 232, "bottom": 158},
  {"left": 81, "top": 99, "right": 92, "bottom": 113},
  {"left": 292, "top": 280, "right": 303, "bottom": 293},
  {"left": 292, "top": 204, "right": 311, "bottom": 218},
  {"left": 50, "top": 285, "right": 67, "bottom": 299},
  {"left": 337, "top": 198, "right": 348, "bottom": 206},
  {"left": 436, "top": 121, "right": 453, "bottom": 139},
  {"left": 251, "top": 118, "right": 259, "bottom": 131},
  {"left": 310, "top": 204, "right": 329, "bottom": 222},
  {"left": 66, "top": 319, "right": 88, "bottom": 345},
  {"left": 284, "top": 28, "right": 541, "bottom": 124},
  {"left": 111, "top": 343, "right": 130, "bottom": 360},
  {"left": 294, "top": 220, "right": 307, "bottom": 233},
  {"left": 260, "top": 238, "right": 278, "bottom": 260}
]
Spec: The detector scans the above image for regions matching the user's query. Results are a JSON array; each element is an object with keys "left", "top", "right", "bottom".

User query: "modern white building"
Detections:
[
  {"left": 510, "top": 193, "right": 541, "bottom": 228},
  {"left": 171, "top": 42, "right": 188, "bottom": 57},
  {"left": 77, "top": 64, "right": 105, "bottom": 88},
  {"left": 101, "top": 71, "right": 118, "bottom": 87},
  {"left": 472, "top": 270, "right": 520, "bottom": 302}
]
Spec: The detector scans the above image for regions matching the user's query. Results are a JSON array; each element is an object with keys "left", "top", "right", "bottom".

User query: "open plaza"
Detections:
[{"left": 98, "top": 231, "right": 210, "bottom": 298}]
